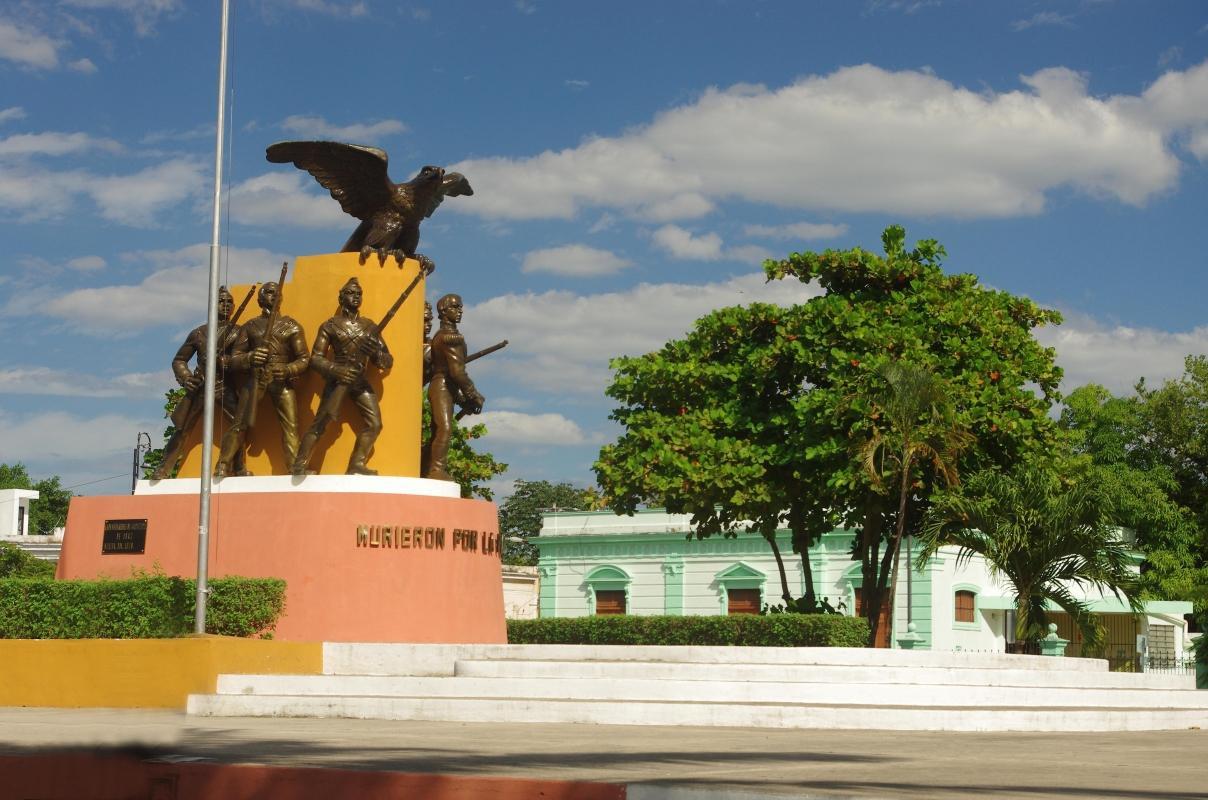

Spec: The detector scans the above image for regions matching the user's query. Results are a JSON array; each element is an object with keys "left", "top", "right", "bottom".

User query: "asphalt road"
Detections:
[{"left": 1, "top": 707, "right": 1205, "bottom": 799}]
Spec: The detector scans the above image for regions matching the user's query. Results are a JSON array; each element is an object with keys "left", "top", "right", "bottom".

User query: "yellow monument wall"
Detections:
[
  {"left": 177, "top": 252, "right": 426, "bottom": 478},
  {"left": 0, "top": 637, "right": 322, "bottom": 708}
]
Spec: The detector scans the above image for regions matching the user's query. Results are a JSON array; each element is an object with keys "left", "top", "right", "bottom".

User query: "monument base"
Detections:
[{"left": 58, "top": 477, "right": 506, "bottom": 644}]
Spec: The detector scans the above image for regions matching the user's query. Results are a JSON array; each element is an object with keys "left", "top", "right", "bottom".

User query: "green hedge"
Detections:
[
  {"left": 0, "top": 575, "right": 286, "bottom": 639},
  {"left": 507, "top": 613, "right": 869, "bottom": 647}
]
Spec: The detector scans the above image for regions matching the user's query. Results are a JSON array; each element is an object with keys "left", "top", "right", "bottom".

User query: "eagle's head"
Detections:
[{"left": 414, "top": 165, "right": 445, "bottom": 185}]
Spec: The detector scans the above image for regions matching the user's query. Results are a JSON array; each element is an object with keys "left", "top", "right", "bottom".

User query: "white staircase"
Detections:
[{"left": 187, "top": 643, "right": 1206, "bottom": 732}]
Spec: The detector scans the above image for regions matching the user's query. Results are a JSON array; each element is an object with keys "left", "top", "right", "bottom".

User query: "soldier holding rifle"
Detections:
[
  {"left": 215, "top": 277, "right": 309, "bottom": 478},
  {"left": 425, "top": 293, "right": 486, "bottom": 482},
  {"left": 150, "top": 285, "right": 255, "bottom": 480},
  {"left": 292, "top": 277, "right": 400, "bottom": 476}
]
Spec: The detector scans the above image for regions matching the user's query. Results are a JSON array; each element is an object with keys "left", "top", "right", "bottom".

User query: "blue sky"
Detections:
[{"left": 2, "top": 0, "right": 1207, "bottom": 497}]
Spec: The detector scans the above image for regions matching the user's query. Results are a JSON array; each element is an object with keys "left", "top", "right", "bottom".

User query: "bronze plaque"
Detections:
[{"left": 102, "top": 518, "right": 147, "bottom": 554}]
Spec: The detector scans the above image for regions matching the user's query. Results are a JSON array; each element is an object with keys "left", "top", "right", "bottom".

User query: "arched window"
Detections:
[
  {"left": 584, "top": 565, "right": 631, "bottom": 615},
  {"left": 714, "top": 562, "right": 766, "bottom": 615}
]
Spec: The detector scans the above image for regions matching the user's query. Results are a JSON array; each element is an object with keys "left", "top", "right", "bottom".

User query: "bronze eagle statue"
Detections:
[{"left": 265, "top": 140, "right": 473, "bottom": 270}]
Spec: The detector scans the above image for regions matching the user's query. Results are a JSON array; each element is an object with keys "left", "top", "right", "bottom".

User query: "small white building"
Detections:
[
  {"left": 536, "top": 509, "right": 1195, "bottom": 669},
  {"left": 0, "top": 488, "right": 38, "bottom": 537}
]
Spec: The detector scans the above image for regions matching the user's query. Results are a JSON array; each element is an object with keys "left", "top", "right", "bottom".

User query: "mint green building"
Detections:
[{"left": 537, "top": 509, "right": 1196, "bottom": 665}]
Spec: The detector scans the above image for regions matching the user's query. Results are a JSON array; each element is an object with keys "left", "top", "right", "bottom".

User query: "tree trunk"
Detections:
[
  {"left": 858, "top": 493, "right": 885, "bottom": 645},
  {"left": 765, "top": 532, "right": 794, "bottom": 606},
  {"left": 873, "top": 454, "right": 914, "bottom": 647},
  {"left": 799, "top": 545, "right": 817, "bottom": 611}
]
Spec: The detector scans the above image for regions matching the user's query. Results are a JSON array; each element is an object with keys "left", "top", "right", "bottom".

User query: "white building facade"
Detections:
[
  {"left": 0, "top": 488, "right": 38, "bottom": 537},
  {"left": 536, "top": 509, "right": 1195, "bottom": 667}
]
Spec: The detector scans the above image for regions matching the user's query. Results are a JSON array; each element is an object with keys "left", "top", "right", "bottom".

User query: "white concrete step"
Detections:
[
  {"left": 321, "top": 643, "right": 1108, "bottom": 676},
  {"left": 212, "top": 673, "right": 1208, "bottom": 709},
  {"left": 452, "top": 658, "right": 1193, "bottom": 690},
  {"left": 186, "top": 692, "right": 1208, "bottom": 732}
]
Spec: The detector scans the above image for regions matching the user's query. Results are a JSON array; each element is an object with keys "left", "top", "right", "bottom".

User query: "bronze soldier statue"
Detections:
[
  {"left": 293, "top": 277, "right": 394, "bottom": 476},
  {"left": 422, "top": 301, "right": 434, "bottom": 385},
  {"left": 425, "top": 293, "right": 485, "bottom": 482},
  {"left": 151, "top": 286, "right": 247, "bottom": 480},
  {"left": 215, "top": 281, "right": 309, "bottom": 478}
]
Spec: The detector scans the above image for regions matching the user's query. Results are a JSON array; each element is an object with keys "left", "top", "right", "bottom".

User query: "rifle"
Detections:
[
  {"left": 247, "top": 262, "right": 289, "bottom": 428},
  {"left": 231, "top": 284, "right": 258, "bottom": 326},
  {"left": 467, "top": 339, "right": 508, "bottom": 364},
  {"left": 452, "top": 340, "right": 508, "bottom": 420}
]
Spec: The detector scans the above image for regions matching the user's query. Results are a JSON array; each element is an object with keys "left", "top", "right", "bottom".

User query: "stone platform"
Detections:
[
  {"left": 188, "top": 643, "right": 1207, "bottom": 732},
  {"left": 58, "top": 478, "right": 506, "bottom": 644}
]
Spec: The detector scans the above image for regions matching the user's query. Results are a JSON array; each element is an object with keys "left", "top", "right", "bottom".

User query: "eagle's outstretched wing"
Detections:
[
  {"left": 423, "top": 172, "right": 474, "bottom": 219},
  {"left": 265, "top": 141, "right": 394, "bottom": 222}
]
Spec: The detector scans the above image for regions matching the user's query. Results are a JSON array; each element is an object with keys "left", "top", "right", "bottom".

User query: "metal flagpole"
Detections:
[{"left": 196, "top": 0, "right": 231, "bottom": 634}]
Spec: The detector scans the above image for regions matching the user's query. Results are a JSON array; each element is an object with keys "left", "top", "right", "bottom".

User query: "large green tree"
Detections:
[
  {"left": 499, "top": 479, "right": 602, "bottom": 565},
  {"left": 1060, "top": 378, "right": 1208, "bottom": 620},
  {"left": 598, "top": 226, "right": 1064, "bottom": 643},
  {"left": 595, "top": 301, "right": 834, "bottom": 609},
  {"left": 0, "top": 463, "right": 73, "bottom": 535},
  {"left": 919, "top": 466, "right": 1140, "bottom": 649}
]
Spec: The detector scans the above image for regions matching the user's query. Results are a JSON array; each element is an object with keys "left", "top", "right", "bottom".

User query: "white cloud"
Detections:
[
  {"left": 60, "top": 0, "right": 183, "bottom": 36},
  {"left": 228, "top": 172, "right": 349, "bottom": 229},
  {"left": 515, "top": 0, "right": 537, "bottom": 14},
  {"left": 564, "top": 79, "right": 589, "bottom": 90},
  {"left": 0, "top": 157, "right": 203, "bottom": 225},
  {"left": 652, "top": 225, "right": 724, "bottom": 260},
  {"left": 279, "top": 115, "right": 407, "bottom": 141},
  {"left": 451, "top": 61, "right": 1208, "bottom": 221},
  {"left": 68, "top": 57, "right": 97, "bottom": 73},
  {"left": 1036, "top": 311, "right": 1208, "bottom": 395},
  {"left": 476, "top": 411, "right": 593, "bottom": 445},
  {"left": 652, "top": 225, "right": 774, "bottom": 264},
  {"left": 744, "top": 221, "right": 849, "bottom": 240},
  {"left": 0, "top": 367, "right": 165, "bottom": 398},
  {"left": 67, "top": 255, "right": 107, "bottom": 271},
  {"left": 0, "top": 408, "right": 155, "bottom": 464},
  {"left": 461, "top": 272, "right": 823, "bottom": 396},
  {"left": 0, "top": 19, "right": 62, "bottom": 69},
  {"left": 0, "top": 107, "right": 27, "bottom": 124},
  {"left": 24, "top": 244, "right": 291, "bottom": 334},
  {"left": 279, "top": 0, "right": 368, "bottom": 18},
  {"left": 88, "top": 158, "right": 206, "bottom": 226},
  {"left": 0, "top": 131, "right": 121, "bottom": 158},
  {"left": 1011, "top": 12, "right": 1074, "bottom": 31},
  {"left": 521, "top": 244, "right": 633, "bottom": 277}
]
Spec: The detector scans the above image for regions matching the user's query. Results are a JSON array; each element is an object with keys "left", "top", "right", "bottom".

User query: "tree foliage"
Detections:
[
  {"left": 421, "top": 395, "right": 508, "bottom": 500},
  {"left": 919, "top": 467, "right": 1140, "bottom": 648},
  {"left": 597, "top": 226, "right": 1064, "bottom": 643},
  {"left": 1060, "top": 375, "right": 1208, "bottom": 621},
  {"left": 142, "top": 388, "right": 186, "bottom": 479},
  {"left": 499, "top": 479, "right": 601, "bottom": 565},
  {"left": 0, "top": 463, "right": 73, "bottom": 535},
  {"left": 0, "top": 542, "right": 56, "bottom": 579}
]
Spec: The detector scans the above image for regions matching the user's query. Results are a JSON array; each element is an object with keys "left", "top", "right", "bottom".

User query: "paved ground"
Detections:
[{"left": 1, "top": 707, "right": 1205, "bottom": 799}]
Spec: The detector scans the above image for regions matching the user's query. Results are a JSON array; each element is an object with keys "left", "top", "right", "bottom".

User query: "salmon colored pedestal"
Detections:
[{"left": 57, "top": 476, "right": 506, "bottom": 644}]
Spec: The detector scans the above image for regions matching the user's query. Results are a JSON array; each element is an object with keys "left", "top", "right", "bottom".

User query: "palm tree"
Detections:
[
  {"left": 857, "top": 361, "right": 973, "bottom": 646},
  {"left": 918, "top": 467, "right": 1140, "bottom": 649}
]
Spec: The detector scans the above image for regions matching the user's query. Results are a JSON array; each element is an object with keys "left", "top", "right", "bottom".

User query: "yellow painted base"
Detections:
[
  {"left": 0, "top": 636, "right": 322, "bottom": 708},
  {"left": 178, "top": 252, "right": 426, "bottom": 478}
]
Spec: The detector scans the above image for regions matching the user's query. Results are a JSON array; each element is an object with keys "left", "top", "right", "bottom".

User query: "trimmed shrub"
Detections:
[
  {"left": 507, "top": 613, "right": 869, "bottom": 647},
  {"left": 0, "top": 542, "right": 56, "bottom": 580},
  {"left": 0, "top": 575, "right": 286, "bottom": 639}
]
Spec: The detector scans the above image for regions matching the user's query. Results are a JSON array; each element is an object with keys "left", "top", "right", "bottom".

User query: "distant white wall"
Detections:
[{"left": 0, "top": 489, "right": 39, "bottom": 536}]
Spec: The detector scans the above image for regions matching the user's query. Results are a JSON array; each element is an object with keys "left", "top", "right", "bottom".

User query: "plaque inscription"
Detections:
[{"left": 102, "top": 518, "right": 147, "bottom": 554}]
